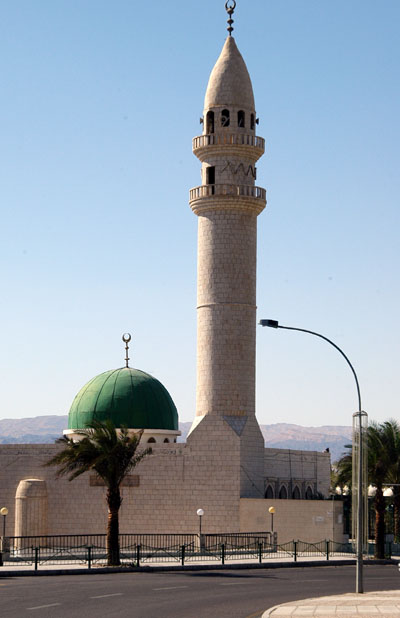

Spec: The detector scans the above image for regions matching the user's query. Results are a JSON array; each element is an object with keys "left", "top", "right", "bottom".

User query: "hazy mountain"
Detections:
[{"left": 0, "top": 416, "right": 351, "bottom": 461}]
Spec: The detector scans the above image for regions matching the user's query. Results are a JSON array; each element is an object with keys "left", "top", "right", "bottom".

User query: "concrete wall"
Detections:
[{"left": 240, "top": 498, "right": 344, "bottom": 544}]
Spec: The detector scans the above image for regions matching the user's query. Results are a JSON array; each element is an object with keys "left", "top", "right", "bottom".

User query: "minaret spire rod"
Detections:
[
  {"left": 225, "top": 0, "right": 236, "bottom": 36},
  {"left": 122, "top": 333, "right": 131, "bottom": 368}
]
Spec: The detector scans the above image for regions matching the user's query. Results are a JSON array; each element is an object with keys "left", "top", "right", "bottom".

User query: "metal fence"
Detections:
[{"left": 0, "top": 534, "right": 395, "bottom": 570}]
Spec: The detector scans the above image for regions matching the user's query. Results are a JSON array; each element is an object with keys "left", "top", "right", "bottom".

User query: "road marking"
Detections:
[
  {"left": 153, "top": 586, "right": 188, "bottom": 591},
  {"left": 27, "top": 603, "right": 61, "bottom": 610},
  {"left": 294, "top": 579, "right": 329, "bottom": 582},
  {"left": 90, "top": 593, "right": 123, "bottom": 599},
  {"left": 220, "top": 582, "right": 251, "bottom": 586}
]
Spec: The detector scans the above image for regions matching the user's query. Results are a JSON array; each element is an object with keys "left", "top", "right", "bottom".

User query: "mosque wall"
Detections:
[
  {"left": 240, "top": 499, "right": 344, "bottom": 544},
  {"left": 0, "top": 435, "right": 332, "bottom": 538},
  {"left": 264, "top": 448, "right": 331, "bottom": 499}
]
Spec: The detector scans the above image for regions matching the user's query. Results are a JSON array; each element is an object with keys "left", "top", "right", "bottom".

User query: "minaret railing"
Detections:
[
  {"left": 189, "top": 184, "right": 266, "bottom": 201},
  {"left": 193, "top": 133, "right": 265, "bottom": 150}
]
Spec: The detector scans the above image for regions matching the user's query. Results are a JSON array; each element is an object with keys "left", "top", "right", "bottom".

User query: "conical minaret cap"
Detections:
[{"left": 204, "top": 36, "right": 255, "bottom": 111}]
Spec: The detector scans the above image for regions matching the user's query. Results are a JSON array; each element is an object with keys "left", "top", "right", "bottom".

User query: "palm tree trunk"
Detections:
[
  {"left": 393, "top": 489, "right": 400, "bottom": 543},
  {"left": 106, "top": 487, "right": 122, "bottom": 566},
  {"left": 374, "top": 486, "right": 385, "bottom": 559}
]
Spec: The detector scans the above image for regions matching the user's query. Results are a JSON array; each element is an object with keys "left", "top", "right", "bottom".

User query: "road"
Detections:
[{"left": 0, "top": 565, "right": 398, "bottom": 618}]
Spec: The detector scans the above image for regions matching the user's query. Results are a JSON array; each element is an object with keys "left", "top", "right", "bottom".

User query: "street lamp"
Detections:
[
  {"left": 259, "top": 319, "right": 367, "bottom": 594},
  {"left": 0, "top": 508, "right": 8, "bottom": 537},
  {"left": 268, "top": 506, "right": 275, "bottom": 532},
  {"left": 196, "top": 508, "right": 204, "bottom": 537}
]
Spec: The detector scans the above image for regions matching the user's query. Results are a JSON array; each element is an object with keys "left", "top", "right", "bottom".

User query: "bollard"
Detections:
[
  {"left": 181, "top": 545, "right": 185, "bottom": 566},
  {"left": 326, "top": 540, "right": 330, "bottom": 561},
  {"left": 87, "top": 546, "right": 92, "bottom": 569},
  {"left": 258, "top": 542, "right": 262, "bottom": 564},
  {"left": 221, "top": 543, "right": 225, "bottom": 565},
  {"left": 136, "top": 544, "right": 141, "bottom": 567},
  {"left": 34, "top": 547, "right": 39, "bottom": 571},
  {"left": 293, "top": 541, "right": 297, "bottom": 563}
]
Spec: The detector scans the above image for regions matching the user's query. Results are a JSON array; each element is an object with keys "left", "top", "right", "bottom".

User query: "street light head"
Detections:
[
  {"left": 196, "top": 509, "right": 204, "bottom": 517},
  {"left": 0, "top": 507, "right": 8, "bottom": 516},
  {"left": 268, "top": 506, "right": 276, "bottom": 514},
  {"left": 259, "top": 319, "right": 279, "bottom": 328}
]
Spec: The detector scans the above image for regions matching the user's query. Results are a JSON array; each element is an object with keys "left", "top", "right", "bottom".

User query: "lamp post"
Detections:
[
  {"left": 268, "top": 506, "right": 275, "bottom": 532},
  {"left": 0, "top": 507, "right": 8, "bottom": 537},
  {"left": 259, "top": 319, "right": 367, "bottom": 594},
  {"left": 196, "top": 508, "right": 204, "bottom": 537}
]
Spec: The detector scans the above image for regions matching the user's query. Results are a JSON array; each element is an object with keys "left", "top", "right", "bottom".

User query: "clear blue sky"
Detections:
[{"left": 1, "top": 0, "right": 399, "bottom": 427}]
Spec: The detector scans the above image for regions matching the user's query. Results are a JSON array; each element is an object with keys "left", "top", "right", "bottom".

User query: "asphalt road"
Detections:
[{"left": 0, "top": 565, "right": 399, "bottom": 618}]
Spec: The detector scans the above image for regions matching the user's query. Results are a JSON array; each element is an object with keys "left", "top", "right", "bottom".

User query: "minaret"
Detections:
[{"left": 189, "top": 3, "right": 266, "bottom": 497}]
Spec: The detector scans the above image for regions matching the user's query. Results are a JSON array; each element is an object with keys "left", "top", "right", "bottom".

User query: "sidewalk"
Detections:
[{"left": 262, "top": 591, "right": 400, "bottom": 617}]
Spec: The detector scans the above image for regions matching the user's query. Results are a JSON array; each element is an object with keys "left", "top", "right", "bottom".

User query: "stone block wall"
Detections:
[{"left": 240, "top": 498, "right": 344, "bottom": 544}]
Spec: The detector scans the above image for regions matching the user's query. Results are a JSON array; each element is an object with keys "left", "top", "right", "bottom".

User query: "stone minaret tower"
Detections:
[{"left": 188, "top": 5, "right": 266, "bottom": 497}]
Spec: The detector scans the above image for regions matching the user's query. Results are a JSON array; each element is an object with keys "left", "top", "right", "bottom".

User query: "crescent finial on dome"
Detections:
[{"left": 122, "top": 333, "right": 131, "bottom": 368}]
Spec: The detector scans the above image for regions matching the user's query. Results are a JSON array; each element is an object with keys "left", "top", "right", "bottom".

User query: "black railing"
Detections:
[{"left": 1, "top": 535, "right": 395, "bottom": 569}]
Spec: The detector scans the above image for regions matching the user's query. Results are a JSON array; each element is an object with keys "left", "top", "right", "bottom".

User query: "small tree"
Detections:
[{"left": 45, "top": 420, "right": 151, "bottom": 566}]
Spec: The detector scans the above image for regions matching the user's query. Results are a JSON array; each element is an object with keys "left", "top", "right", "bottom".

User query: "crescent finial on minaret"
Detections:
[{"left": 225, "top": 0, "right": 236, "bottom": 36}]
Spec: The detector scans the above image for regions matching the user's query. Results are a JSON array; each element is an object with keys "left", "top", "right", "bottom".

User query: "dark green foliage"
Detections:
[{"left": 45, "top": 420, "right": 152, "bottom": 566}]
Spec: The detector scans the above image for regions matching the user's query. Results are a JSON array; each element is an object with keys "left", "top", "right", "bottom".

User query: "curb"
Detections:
[{"left": 0, "top": 558, "right": 396, "bottom": 577}]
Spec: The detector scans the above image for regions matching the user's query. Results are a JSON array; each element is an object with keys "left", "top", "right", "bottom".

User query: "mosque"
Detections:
[{"left": 0, "top": 3, "right": 343, "bottom": 544}]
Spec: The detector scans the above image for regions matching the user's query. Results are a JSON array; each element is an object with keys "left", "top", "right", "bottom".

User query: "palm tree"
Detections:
[
  {"left": 336, "top": 421, "right": 393, "bottom": 559},
  {"left": 45, "top": 420, "right": 152, "bottom": 566},
  {"left": 380, "top": 420, "right": 400, "bottom": 542}
]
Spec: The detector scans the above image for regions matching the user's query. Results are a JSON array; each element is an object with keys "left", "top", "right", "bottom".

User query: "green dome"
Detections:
[{"left": 68, "top": 367, "right": 178, "bottom": 431}]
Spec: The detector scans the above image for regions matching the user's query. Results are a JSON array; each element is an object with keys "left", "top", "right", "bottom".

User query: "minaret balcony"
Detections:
[
  {"left": 189, "top": 183, "right": 266, "bottom": 215},
  {"left": 192, "top": 133, "right": 265, "bottom": 162}
]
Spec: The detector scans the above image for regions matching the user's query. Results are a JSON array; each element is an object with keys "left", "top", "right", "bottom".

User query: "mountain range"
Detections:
[{"left": 0, "top": 416, "right": 352, "bottom": 462}]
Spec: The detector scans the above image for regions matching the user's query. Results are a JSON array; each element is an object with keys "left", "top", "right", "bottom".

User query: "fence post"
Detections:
[
  {"left": 293, "top": 541, "right": 297, "bottom": 563},
  {"left": 34, "top": 547, "right": 39, "bottom": 571},
  {"left": 0, "top": 552, "right": 2, "bottom": 567},
  {"left": 258, "top": 542, "right": 262, "bottom": 564},
  {"left": 326, "top": 540, "right": 330, "bottom": 561},
  {"left": 221, "top": 543, "right": 225, "bottom": 565},
  {"left": 136, "top": 544, "right": 141, "bottom": 567},
  {"left": 87, "top": 546, "right": 92, "bottom": 569},
  {"left": 181, "top": 545, "right": 185, "bottom": 566}
]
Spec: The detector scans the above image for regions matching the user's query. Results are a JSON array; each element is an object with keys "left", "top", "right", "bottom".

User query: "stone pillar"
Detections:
[{"left": 15, "top": 479, "right": 48, "bottom": 537}]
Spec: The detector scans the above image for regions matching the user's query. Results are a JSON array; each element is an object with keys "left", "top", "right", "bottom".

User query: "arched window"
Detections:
[
  {"left": 265, "top": 485, "right": 274, "bottom": 499},
  {"left": 250, "top": 113, "right": 255, "bottom": 130},
  {"left": 278, "top": 485, "right": 288, "bottom": 499},
  {"left": 147, "top": 437, "right": 156, "bottom": 443},
  {"left": 163, "top": 438, "right": 170, "bottom": 443},
  {"left": 238, "top": 110, "right": 245, "bottom": 128},
  {"left": 305, "top": 486, "right": 313, "bottom": 500},
  {"left": 206, "top": 111, "right": 214, "bottom": 134},
  {"left": 221, "top": 109, "right": 230, "bottom": 127},
  {"left": 292, "top": 486, "right": 301, "bottom": 500}
]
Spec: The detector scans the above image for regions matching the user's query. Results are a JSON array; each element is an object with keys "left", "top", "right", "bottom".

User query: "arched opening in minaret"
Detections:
[
  {"left": 147, "top": 437, "right": 156, "bottom": 443},
  {"left": 265, "top": 485, "right": 274, "bottom": 499},
  {"left": 250, "top": 113, "right": 255, "bottom": 130},
  {"left": 206, "top": 111, "right": 214, "bottom": 134},
  {"left": 221, "top": 109, "right": 230, "bottom": 127},
  {"left": 238, "top": 110, "right": 245, "bottom": 128},
  {"left": 206, "top": 166, "right": 215, "bottom": 186},
  {"left": 163, "top": 438, "right": 170, "bottom": 443},
  {"left": 278, "top": 485, "right": 288, "bottom": 499}
]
